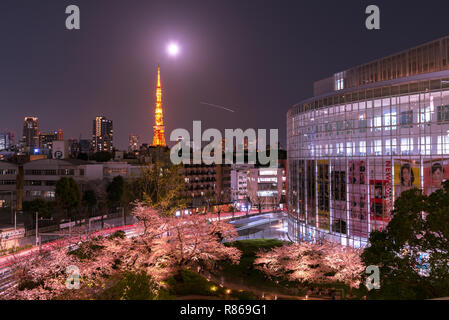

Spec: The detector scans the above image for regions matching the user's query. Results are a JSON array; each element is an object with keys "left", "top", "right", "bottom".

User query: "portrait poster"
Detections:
[
  {"left": 369, "top": 159, "right": 392, "bottom": 227},
  {"left": 348, "top": 160, "right": 368, "bottom": 238},
  {"left": 423, "top": 159, "right": 449, "bottom": 196},
  {"left": 394, "top": 160, "right": 420, "bottom": 200}
]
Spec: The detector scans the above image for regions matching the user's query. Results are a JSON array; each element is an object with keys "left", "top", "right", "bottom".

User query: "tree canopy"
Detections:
[{"left": 362, "top": 181, "right": 449, "bottom": 299}]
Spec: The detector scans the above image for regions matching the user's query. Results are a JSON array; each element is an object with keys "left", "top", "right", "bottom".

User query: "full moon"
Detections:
[{"left": 167, "top": 42, "right": 180, "bottom": 56}]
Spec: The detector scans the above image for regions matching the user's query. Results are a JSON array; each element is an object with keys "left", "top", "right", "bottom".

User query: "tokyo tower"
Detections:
[{"left": 152, "top": 65, "right": 166, "bottom": 147}]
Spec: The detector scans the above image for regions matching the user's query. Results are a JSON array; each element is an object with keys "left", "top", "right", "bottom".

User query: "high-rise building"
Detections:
[
  {"left": 57, "top": 129, "right": 63, "bottom": 141},
  {"left": 152, "top": 65, "right": 166, "bottom": 147},
  {"left": 92, "top": 116, "right": 113, "bottom": 153},
  {"left": 129, "top": 134, "right": 139, "bottom": 152},
  {"left": 287, "top": 35, "right": 449, "bottom": 248},
  {"left": 22, "top": 117, "right": 39, "bottom": 153},
  {"left": 0, "top": 131, "right": 14, "bottom": 151},
  {"left": 39, "top": 131, "right": 60, "bottom": 150}
]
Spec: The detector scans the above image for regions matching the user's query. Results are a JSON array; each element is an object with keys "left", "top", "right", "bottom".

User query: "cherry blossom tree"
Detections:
[
  {"left": 254, "top": 242, "right": 331, "bottom": 284},
  {"left": 8, "top": 203, "right": 241, "bottom": 299},
  {"left": 323, "top": 244, "right": 365, "bottom": 291},
  {"left": 254, "top": 241, "right": 364, "bottom": 290}
]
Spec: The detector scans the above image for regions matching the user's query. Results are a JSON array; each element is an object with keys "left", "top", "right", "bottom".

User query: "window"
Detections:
[
  {"left": 336, "top": 121, "right": 344, "bottom": 134},
  {"left": 401, "top": 138, "right": 414, "bottom": 155},
  {"left": 437, "top": 105, "right": 449, "bottom": 122},
  {"left": 0, "top": 180, "right": 16, "bottom": 185},
  {"left": 374, "top": 140, "right": 382, "bottom": 155},
  {"left": 44, "top": 191, "right": 55, "bottom": 199},
  {"left": 347, "top": 142, "right": 355, "bottom": 156},
  {"left": 359, "top": 118, "right": 367, "bottom": 133},
  {"left": 337, "top": 143, "right": 344, "bottom": 156},
  {"left": 0, "top": 169, "right": 16, "bottom": 175},
  {"left": 420, "top": 136, "right": 431, "bottom": 155},
  {"left": 385, "top": 139, "right": 397, "bottom": 155},
  {"left": 384, "top": 112, "right": 397, "bottom": 130},
  {"left": 420, "top": 106, "right": 432, "bottom": 124},
  {"left": 345, "top": 120, "right": 354, "bottom": 132},
  {"left": 374, "top": 116, "right": 382, "bottom": 132},
  {"left": 335, "top": 72, "right": 344, "bottom": 90},
  {"left": 359, "top": 141, "right": 367, "bottom": 156},
  {"left": 438, "top": 135, "right": 449, "bottom": 155},
  {"left": 400, "top": 110, "right": 413, "bottom": 126}
]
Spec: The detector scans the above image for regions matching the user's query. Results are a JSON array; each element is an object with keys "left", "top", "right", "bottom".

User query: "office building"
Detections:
[{"left": 287, "top": 35, "right": 449, "bottom": 247}]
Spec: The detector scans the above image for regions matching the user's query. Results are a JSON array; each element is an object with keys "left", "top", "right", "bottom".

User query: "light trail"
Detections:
[{"left": 199, "top": 102, "right": 237, "bottom": 113}]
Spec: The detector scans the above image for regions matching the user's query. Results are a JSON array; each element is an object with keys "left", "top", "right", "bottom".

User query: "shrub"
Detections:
[{"left": 166, "top": 269, "right": 224, "bottom": 296}]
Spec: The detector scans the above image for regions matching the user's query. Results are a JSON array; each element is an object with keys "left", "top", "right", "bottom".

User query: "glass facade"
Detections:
[{"left": 287, "top": 60, "right": 449, "bottom": 248}]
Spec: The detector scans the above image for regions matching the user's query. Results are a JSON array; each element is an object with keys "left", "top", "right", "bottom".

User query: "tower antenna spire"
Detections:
[{"left": 152, "top": 64, "right": 166, "bottom": 147}]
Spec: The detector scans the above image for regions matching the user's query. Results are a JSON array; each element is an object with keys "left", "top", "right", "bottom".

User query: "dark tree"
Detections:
[
  {"left": 106, "top": 176, "right": 125, "bottom": 210},
  {"left": 82, "top": 189, "right": 97, "bottom": 217},
  {"left": 77, "top": 153, "right": 88, "bottom": 161},
  {"left": 22, "top": 199, "right": 55, "bottom": 219},
  {"left": 55, "top": 177, "right": 81, "bottom": 221},
  {"left": 362, "top": 183, "right": 449, "bottom": 300},
  {"left": 92, "top": 151, "right": 113, "bottom": 162}
]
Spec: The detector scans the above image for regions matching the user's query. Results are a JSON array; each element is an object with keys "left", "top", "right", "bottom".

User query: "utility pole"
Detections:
[
  {"left": 14, "top": 209, "right": 17, "bottom": 252},
  {"left": 122, "top": 207, "right": 126, "bottom": 226},
  {"left": 10, "top": 192, "right": 13, "bottom": 225},
  {"left": 35, "top": 211, "right": 39, "bottom": 247}
]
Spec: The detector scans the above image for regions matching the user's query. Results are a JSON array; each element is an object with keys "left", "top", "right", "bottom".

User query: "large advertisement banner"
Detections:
[
  {"left": 306, "top": 160, "right": 316, "bottom": 227},
  {"left": 424, "top": 159, "right": 449, "bottom": 196},
  {"left": 349, "top": 160, "right": 368, "bottom": 238},
  {"left": 331, "top": 159, "right": 347, "bottom": 235},
  {"left": 369, "top": 159, "right": 393, "bottom": 227},
  {"left": 394, "top": 160, "right": 421, "bottom": 200},
  {"left": 317, "top": 160, "right": 330, "bottom": 231}
]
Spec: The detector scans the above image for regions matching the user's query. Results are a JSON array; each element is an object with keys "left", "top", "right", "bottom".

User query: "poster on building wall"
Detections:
[
  {"left": 348, "top": 160, "right": 368, "bottom": 238},
  {"left": 317, "top": 160, "right": 330, "bottom": 231},
  {"left": 297, "top": 160, "right": 306, "bottom": 222},
  {"left": 306, "top": 160, "right": 316, "bottom": 227},
  {"left": 330, "top": 159, "right": 347, "bottom": 234},
  {"left": 369, "top": 159, "right": 393, "bottom": 226},
  {"left": 394, "top": 160, "right": 421, "bottom": 200},
  {"left": 423, "top": 159, "right": 449, "bottom": 196}
]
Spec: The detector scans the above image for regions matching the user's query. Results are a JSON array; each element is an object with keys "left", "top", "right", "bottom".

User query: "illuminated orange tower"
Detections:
[{"left": 152, "top": 65, "right": 166, "bottom": 147}]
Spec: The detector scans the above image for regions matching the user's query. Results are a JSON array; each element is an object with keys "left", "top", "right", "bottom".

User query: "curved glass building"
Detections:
[{"left": 287, "top": 36, "right": 449, "bottom": 248}]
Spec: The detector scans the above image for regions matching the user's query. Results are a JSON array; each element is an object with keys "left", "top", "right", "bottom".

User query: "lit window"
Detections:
[
  {"left": 374, "top": 116, "right": 382, "bottom": 131},
  {"left": 347, "top": 142, "right": 355, "bottom": 156},
  {"left": 374, "top": 140, "right": 382, "bottom": 155},
  {"left": 359, "top": 141, "right": 367, "bottom": 156},
  {"left": 337, "top": 143, "right": 344, "bottom": 156},
  {"left": 420, "top": 106, "right": 432, "bottom": 124},
  {"left": 437, "top": 135, "right": 449, "bottom": 155},
  {"left": 401, "top": 138, "right": 414, "bottom": 155},
  {"left": 420, "top": 136, "right": 431, "bottom": 155},
  {"left": 384, "top": 111, "right": 397, "bottom": 130}
]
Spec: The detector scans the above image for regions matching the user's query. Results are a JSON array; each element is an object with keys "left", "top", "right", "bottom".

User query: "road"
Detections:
[
  {"left": 229, "top": 212, "right": 289, "bottom": 241},
  {"left": 0, "top": 210, "right": 288, "bottom": 299},
  {"left": 0, "top": 224, "right": 138, "bottom": 299}
]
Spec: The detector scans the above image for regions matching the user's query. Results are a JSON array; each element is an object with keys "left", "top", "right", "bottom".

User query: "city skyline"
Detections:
[
  {"left": 2, "top": 0, "right": 449, "bottom": 149},
  {"left": 2, "top": 0, "right": 449, "bottom": 304}
]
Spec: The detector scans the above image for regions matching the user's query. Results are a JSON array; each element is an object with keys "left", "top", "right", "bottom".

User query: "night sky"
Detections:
[{"left": 1, "top": 0, "right": 449, "bottom": 150}]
